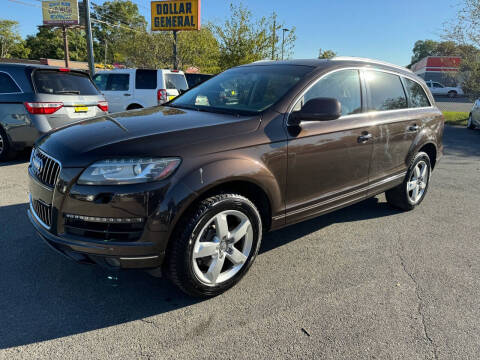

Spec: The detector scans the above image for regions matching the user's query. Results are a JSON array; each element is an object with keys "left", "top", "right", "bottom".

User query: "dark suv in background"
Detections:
[
  {"left": 28, "top": 58, "right": 443, "bottom": 297},
  {"left": 0, "top": 63, "right": 108, "bottom": 161}
]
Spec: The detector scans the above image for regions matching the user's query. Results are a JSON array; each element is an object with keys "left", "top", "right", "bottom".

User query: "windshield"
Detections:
[
  {"left": 34, "top": 70, "right": 100, "bottom": 95},
  {"left": 170, "top": 65, "right": 312, "bottom": 115}
]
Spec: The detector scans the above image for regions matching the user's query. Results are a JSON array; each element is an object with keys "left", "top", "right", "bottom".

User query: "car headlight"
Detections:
[{"left": 77, "top": 158, "right": 181, "bottom": 185}]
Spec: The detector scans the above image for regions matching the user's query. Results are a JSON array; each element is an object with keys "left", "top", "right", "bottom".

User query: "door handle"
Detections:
[
  {"left": 358, "top": 133, "right": 373, "bottom": 143},
  {"left": 124, "top": 93, "right": 131, "bottom": 96},
  {"left": 408, "top": 124, "right": 420, "bottom": 132}
]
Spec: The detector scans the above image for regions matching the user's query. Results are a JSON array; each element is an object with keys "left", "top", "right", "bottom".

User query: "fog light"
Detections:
[{"left": 64, "top": 214, "right": 144, "bottom": 223}]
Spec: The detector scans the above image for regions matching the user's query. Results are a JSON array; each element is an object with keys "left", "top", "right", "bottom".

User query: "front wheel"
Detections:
[
  {"left": 0, "top": 126, "right": 15, "bottom": 162},
  {"left": 467, "top": 114, "right": 476, "bottom": 130},
  {"left": 386, "top": 152, "right": 431, "bottom": 211},
  {"left": 165, "top": 193, "right": 262, "bottom": 297}
]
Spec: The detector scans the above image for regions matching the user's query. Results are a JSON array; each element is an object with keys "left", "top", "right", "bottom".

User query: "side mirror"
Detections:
[{"left": 289, "top": 97, "right": 341, "bottom": 124}]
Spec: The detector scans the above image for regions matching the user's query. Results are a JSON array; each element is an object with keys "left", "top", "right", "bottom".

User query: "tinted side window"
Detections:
[
  {"left": 107, "top": 74, "right": 129, "bottom": 91},
  {"left": 135, "top": 69, "right": 157, "bottom": 89},
  {"left": 0, "top": 72, "right": 21, "bottom": 93},
  {"left": 365, "top": 70, "right": 407, "bottom": 111},
  {"left": 297, "top": 69, "right": 362, "bottom": 116},
  {"left": 403, "top": 78, "right": 431, "bottom": 108},
  {"left": 93, "top": 74, "right": 108, "bottom": 91},
  {"left": 164, "top": 73, "right": 188, "bottom": 90}
]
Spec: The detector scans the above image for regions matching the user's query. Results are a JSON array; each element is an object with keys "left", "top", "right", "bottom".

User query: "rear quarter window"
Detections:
[
  {"left": 403, "top": 78, "right": 431, "bottom": 108},
  {"left": 365, "top": 70, "right": 407, "bottom": 111},
  {"left": 135, "top": 69, "right": 157, "bottom": 89},
  {"left": 0, "top": 72, "right": 21, "bottom": 93},
  {"left": 164, "top": 73, "right": 188, "bottom": 90},
  {"left": 34, "top": 70, "right": 99, "bottom": 95},
  {"left": 93, "top": 73, "right": 129, "bottom": 91}
]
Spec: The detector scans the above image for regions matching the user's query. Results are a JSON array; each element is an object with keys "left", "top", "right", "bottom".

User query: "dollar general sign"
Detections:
[{"left": 151, "top": 0, "right": 201, "bottom": 31}]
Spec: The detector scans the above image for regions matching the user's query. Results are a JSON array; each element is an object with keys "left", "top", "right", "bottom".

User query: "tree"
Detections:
[
  {"left": 410, "top": 40, "right": 439, "bottom": 65},
  {"left": 210, "top": 4, "right": 296, "bottom": 70},
  {"left": 0, "top": 20, "right": 25, "bottom": 58},
  {"left": 91, "top": 0, "right": 147, "bottom": 64},
  {"left": 442, "top": 0, "right": 480, "bottom": 98},
  {"left": 318, "top": 48, "right": 336, "bottom": 59},
  {"left": 25, "top": 26, "right": 87, "bottom": 61}
]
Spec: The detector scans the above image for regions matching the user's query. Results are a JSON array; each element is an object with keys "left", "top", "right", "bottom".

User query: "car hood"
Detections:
[{"left": 37, "top": 106, "right": 261, "bottom": 167}]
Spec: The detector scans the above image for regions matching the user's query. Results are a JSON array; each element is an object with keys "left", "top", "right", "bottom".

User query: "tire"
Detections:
[
  {"left": 0, "top": 126, "right": 16, "bottom": 162},
  {"left": 165, "top": 193, "right": 263, "bottom": 298},
  {"left": 386, "top": 152, "right": 431, "bottom": 211},
  {"left": 448, "top": 91, "right": 457, "bottom": 98},
  {"left": 467, "top": 114, "right": 476, "bottom": 130}
]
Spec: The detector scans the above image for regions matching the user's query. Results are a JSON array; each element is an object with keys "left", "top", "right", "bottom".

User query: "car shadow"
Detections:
[
  {"left": 0, "top": 196, "right": 398, "bottom": 349},
  {"left": 0, "top": 149, "right": 31, "bottom": 167},
  {"left": 443, "top": 125, "right": 480, "bottom": 158}
]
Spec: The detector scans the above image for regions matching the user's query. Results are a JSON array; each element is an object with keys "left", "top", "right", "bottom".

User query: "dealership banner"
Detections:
[
  {"left": 42, "top": 0, "right": 79, "bottom": 26},
  {"left": 151, "top": 0, "right": 201, "bottom": 31}
]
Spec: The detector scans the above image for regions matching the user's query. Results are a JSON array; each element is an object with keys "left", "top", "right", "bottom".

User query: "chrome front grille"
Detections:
[
  {"left": 30, "top": 148, "right": 61, "bottom": 188},
  {"left": 32, "top": 198, "right": 52, "bottom": 228}
]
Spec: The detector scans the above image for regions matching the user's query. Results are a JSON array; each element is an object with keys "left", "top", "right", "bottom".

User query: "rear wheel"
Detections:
[
  {"left": 0, "top": 126, "right": 15, "bottom": 162},
  {"left": 165, "top": 193, "right": 262, "bottom": 298},
  {"left": 386, "top": 152, "right": 431, "bottom": 211},
  {"left": 467, "top": 114, "right": 476, "bottom": 129},
  {"left": 448, "top": 90, "right": 457, "bottom": 98}
]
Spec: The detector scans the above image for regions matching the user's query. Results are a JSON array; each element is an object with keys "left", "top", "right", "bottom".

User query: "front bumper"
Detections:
[
  {"left": 27, "top": 160, "right": 173, "bottom": 270},
  {"left": 28, "top": 208, "right": 164, "bottom": 269}
]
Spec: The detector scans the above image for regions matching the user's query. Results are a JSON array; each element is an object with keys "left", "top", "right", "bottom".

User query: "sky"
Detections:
[{"left": 3, "top": 0, "right": 461, "bottom": 66}]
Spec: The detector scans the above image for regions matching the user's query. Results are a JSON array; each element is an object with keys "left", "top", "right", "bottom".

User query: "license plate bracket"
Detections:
[{"left": 74, "top": 106, "right": 88, "bottom": 113}]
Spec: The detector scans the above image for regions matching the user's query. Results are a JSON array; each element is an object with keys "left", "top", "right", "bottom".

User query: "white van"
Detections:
[{"left": 93, "top": 69, "right": 188, "bottom": 113}]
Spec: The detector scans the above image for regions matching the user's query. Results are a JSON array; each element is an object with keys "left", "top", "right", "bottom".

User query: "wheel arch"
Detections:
[
  {"left": 150, "top": 158, "right": 283, "bottom": 254},
  {"left": 126, "top": 103, "right": 143, "bottom": 110}
]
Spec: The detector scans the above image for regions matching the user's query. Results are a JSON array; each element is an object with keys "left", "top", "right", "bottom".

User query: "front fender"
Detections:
[{"left": 150, "top": 158, "right": 284, "bottom": 244}]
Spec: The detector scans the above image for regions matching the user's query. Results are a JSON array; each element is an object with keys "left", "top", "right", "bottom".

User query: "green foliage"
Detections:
[
  {"left": 0, "top": 20, "right": 24, "bottom": 58},
  {"left": 210, "top": 4, "right": 296, "bottom": 71},
  {"left": 25, "top": 26, "right": 87, "bottom": 61},
  {"left": 318, "top": 49, "right": 337, "bottom": 59},
  {"left": 442, "top": 0, "right": 480, "bottom": 99},
  {"left": 91, "top": 0, "right": 147, "bottom": 64},
  {"left": 3, "top": 1, "right": 297, "bottom": 73},
  {"left": 442, "top": 111, "right": 469, "bottom": 126}
]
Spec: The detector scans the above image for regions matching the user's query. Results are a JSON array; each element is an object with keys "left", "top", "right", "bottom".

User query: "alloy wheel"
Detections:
[
  {"left": 406, "top": 160, "right": 429, "bottom": 204},
  {"left": 192, "top": 210, "right": 253, "bottom": 286}
]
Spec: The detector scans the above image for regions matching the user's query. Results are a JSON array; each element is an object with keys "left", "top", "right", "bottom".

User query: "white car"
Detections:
[
  {"left": 425, "top": 80, "right": 464, "bottom": 98},
  {"left": 468, "top": 99, "right": 480, "bottom": 130},
  {"left": 93, "top": 69, "right": 188, "bottom": 113}
]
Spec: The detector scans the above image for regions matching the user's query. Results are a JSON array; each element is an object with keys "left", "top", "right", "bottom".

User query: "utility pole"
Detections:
[
  {"left": 84, "top": 0, "right": 95, "bottom": 75},
  {"left": 104, "top": 39, "right": 108, "bottom": 67},
  {"left": 173, "top": 30, "right": 178, "bottom": 70},
  {"left": 281, "top": 28, "right": 290, "bottom": 61},
  {"left": 62, "top": 25, "right": 70, "bottom": 68},
  {"left": 271, "top": 15, "right": 276, "bottom": 60}
]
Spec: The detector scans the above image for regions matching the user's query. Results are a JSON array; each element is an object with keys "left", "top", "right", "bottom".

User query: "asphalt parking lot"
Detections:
[
  {"left": 0, "top": 125, "right": 479, "bottom": 359},
  {"left": 434, "top": 96, "right": 473, "bottom": 112}
]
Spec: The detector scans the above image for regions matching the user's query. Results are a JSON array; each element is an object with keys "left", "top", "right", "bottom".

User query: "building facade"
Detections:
[{"left": 410, "top": 56, "right": 461, "bottom": 86}]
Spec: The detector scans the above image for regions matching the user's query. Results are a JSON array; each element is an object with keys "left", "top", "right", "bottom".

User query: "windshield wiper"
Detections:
[{"left": 55, "top": 90, "right": 81, "bottom": 94}]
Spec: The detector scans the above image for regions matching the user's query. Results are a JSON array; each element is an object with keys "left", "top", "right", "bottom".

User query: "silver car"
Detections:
[
  {"left": 468, "top": 99, "right": 480, "bottom": 130},
  {"left": 0, "top": 64, "right": 108, "bottom": 161}
]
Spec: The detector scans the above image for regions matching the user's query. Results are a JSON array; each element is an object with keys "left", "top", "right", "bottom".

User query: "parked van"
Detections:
[
  {"left": 93, "top": 69, "right": 188, "bottom": 113},
  {"left": 0, "top": 63, "right": 108, "bottom": 161}
]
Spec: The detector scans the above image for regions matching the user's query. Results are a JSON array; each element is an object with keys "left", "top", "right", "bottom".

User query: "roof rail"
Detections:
[{"left": 332, "top": 56, "right": 413, "bottom": 73}]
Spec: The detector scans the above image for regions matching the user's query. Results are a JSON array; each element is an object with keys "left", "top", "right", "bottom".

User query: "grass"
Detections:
[{"left": 442, "top": 111, "right": 469, "bottom": 126}]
